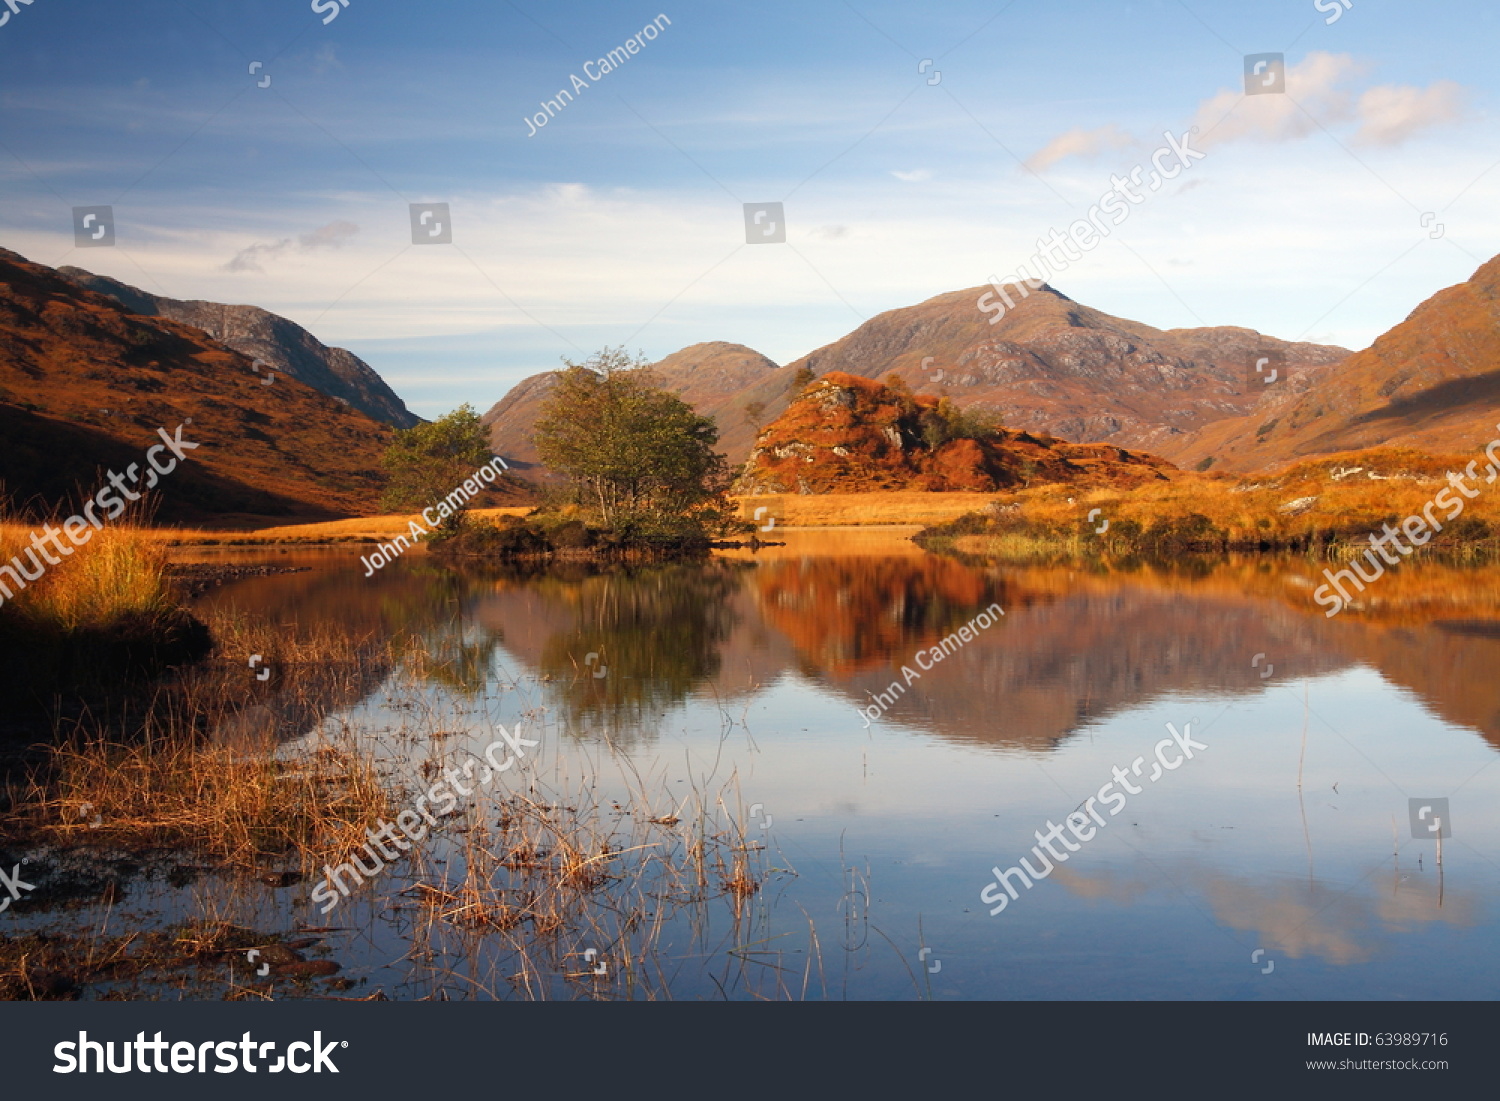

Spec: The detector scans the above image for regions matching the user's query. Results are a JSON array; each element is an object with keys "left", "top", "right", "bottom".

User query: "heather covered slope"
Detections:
[
  {"left": 481, "top": 285, "right": 1346, "bottom": 474},
  {"left": 734, "top": 284, "right": 1347, "bottom": 466},
  {"left": 1177, "top": 254, "right": 1500, "bottom": 471},
  {"left": 56, "top": 266, "right": 420, "bottom": 429},
  {"left": 0, "top": 246, "right": 394, "bottom": 523},
  {"left": 736, "top": 371, "right": 1174, "bottom": 494}
]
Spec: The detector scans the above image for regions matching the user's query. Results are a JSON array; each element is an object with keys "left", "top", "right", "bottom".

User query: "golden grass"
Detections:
[
  {"left": 152, "top": 507, "right": 537, "bottom": 545},
  {"left": 5, "top": 734, "right": 396, "bottom": 873},
  {"left": 732, "top": 491, "right": 1002, "bottom": 527},
  {"left": 923, "top": 448, "right": 1500, "bottom": 557},
  {"left": 0, "top": 523, "right": 173, "bottom": 629}
]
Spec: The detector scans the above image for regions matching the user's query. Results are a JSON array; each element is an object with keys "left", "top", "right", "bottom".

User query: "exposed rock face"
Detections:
[
  {"left": 481, "top": 286, "right": 1346, "bottom": 476},
  {"left": 56, "top": 267, "right": 419, "bottom": 429},
  {"left": 726, "top": 284, "right": 1347, "bottom": 466},
  {"left": 736, "top": 371, "right": 1175, "bottom": 494},
  {"left": 1178, "top": 253, "right": 1500, "bottom": 470}
]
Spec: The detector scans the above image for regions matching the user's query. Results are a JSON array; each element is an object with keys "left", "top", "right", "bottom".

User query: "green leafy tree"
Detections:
[
  {"left": 920, "top": 396, "right": 1004, "bottom": 450},
  {"left": 380, "top": 404, "right": 496, "bottom": 525},
  {"left": 533, "top": 347, "right": 730, "bottom": 529}
]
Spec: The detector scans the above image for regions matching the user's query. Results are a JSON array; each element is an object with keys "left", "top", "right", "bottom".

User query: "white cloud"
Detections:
[
  {"left": 1024, "top": 124, "right": 1133, "bottom": 172},
  {"left": 1188, "top": 52, "right": 1465, "bottom": 150},
  {"left": 1354, "top": 80, "right": 1465, "bottom": 145},
  {"left": 1191, "top": 51, "right": 1362, "bottom": 147},
  {"left": 310, "top": 44, "right": 342, "bottom": 76},
  {"left": 891, "top": 168, "right": 932, "bottom": 182}
]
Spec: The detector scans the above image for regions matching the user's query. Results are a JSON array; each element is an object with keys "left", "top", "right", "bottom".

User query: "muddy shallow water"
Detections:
[{"left": 9, "top": 531, "right": 1500, "bottom": 1000}]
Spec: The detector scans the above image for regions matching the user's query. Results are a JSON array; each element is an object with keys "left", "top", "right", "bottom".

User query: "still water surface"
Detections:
[{"left": 157, "top": 530, "right": 1500, "bottom": 998}]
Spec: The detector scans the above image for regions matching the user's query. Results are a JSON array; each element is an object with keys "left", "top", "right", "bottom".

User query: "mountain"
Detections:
[
  {"left": 55, "top": 267, "right": 420, "bottom": 429},
  {"left": 482, "top": 285, "right": 1347, "bottom": 473},
  {"left": 0, "top": 247, "right": 393, "bottom": 523},
  {"left": 481, "top": 341, "right": 778, "bottom": 470},
  {"left": 737, "top": 371, "right": 1174, "bottom": 494},
  {"left": 728, "top": 283, "right": 1348, "bottom": 464},
  {"left": 1176, "top": 255, "right": 1500, "bottom": 471}
]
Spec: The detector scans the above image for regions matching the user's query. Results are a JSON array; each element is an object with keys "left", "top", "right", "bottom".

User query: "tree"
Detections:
[
  {"left": 533, "top": 347, "right": 730, "bottom": 528},
  {"left": 920, "top": 397, "right": 1004, "bottom": 450},
  {"left": 743, "top": 400, "right": 767, "bottom": 432},
  {"left": 380, "top": 404, "right": 496, "bottom": 524},
  {"left": 792, "top": 367, "right": 815, "bottom": 391}
]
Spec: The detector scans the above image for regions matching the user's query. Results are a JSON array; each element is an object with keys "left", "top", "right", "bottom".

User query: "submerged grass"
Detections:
[
  {"left": 0, "top": 604, "right": 798, "bottom": 1000},
  {"left": 3, "top": 733, "right": 396, "bottom": 873}
]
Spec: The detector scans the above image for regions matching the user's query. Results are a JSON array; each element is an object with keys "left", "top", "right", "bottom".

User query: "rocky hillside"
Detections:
[
  {"left": 56, "top": 267, "right": 419, "bottom": 429},
  {"left": 0, "top": 247, "right": 394, "bottom": 523},
  {"left": 483, "top": 287, "right": 1346, "bottom": 475},
  {"left": 723, "top": 284, "right": 1346, "bottom": 464},
  {"left": 1177, "top": 254, "right": 1500, "bottom": 471},
  {"left": 737, "top": 371, "right": 1174, "bottom": 494}
]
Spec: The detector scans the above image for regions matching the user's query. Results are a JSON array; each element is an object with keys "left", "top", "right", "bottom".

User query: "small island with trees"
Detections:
[{"left": 383, "top": 347, "right": 755, "bottom": 562}]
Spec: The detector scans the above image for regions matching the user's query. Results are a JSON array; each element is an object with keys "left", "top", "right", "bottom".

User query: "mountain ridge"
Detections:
[
  {"left": 482, "top": 283, "right": 1350, "bottom": 474},
  {"left": 55, "top": 267, "right": 420, "bottom": 429},
  {"left": 0, "top": 246, "right": 395, "bottom": 523}
]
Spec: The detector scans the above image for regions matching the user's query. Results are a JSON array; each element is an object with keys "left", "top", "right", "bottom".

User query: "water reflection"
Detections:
[
  {"left": 487, "top": 562, "right": 744, "bottom": 736},
  {"left": 187, "top": 545, "right": 1500, "bottom": 754},
  {"left": 168, "top": 538, "right": 1500, "bottom": 999}
]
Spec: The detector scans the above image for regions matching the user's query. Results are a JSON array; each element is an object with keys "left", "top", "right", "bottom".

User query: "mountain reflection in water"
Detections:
[{"left": 173, "top": 535, "right": 1500, "bottom": 999}]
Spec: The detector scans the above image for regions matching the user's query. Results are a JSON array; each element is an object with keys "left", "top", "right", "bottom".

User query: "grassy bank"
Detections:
[
  {"left": 0, "top": 522, "right": 211, "bottom": 702},
  {"left": 915, "top": 448, "right": 1500, "bottom": 561},
  {"left": 116, "top": 493, "right": 999, "bottom": 546}
]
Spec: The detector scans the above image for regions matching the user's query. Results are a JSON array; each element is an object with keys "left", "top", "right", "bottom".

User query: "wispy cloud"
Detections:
[
  {"left": 890, "top": 168, "right": 932, "bottom": 182},
  {"left": 1190, "top": 52, "right": 1463, "bottom": 148},
  {"left": 1028, "top": 53, "right": 1467, "bottom": 169},
  {"left": 224, "top": 220, "right": 360, "bottom": 273},
  {"left": 1024, "top": 124, "right": 1133, "bottom": 172},
  {"left": 1354, "top": 80, "right": 1465, "bottom": 145}
]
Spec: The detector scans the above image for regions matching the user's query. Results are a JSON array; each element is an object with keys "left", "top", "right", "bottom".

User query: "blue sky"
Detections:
[{"left": 1, "top": 0, "right": 1495, "bottom": 418}]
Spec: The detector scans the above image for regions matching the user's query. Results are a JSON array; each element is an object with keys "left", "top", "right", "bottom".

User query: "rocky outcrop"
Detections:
[{"left": 736, "top": 371, "right": 1174, "bottom": 494}]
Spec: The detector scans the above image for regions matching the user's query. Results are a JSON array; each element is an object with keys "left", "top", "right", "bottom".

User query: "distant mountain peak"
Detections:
[{"left": 480, "top": 281, "right": 1352, "bottom": 478}]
